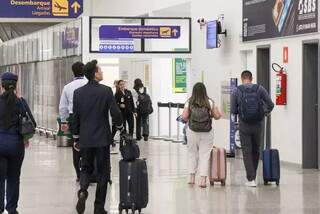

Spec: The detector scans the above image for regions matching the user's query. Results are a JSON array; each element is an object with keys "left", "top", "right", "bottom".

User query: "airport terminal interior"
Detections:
[{"left": 1, "top": 0, "right": 320, "bottom": 213}]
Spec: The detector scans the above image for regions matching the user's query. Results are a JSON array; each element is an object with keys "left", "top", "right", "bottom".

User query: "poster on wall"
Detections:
[
  {"left": 220, "top": 81, "right": 231, "bottom": 120},
  {"left": 243, "top": 0, "right": 318, "bottom": 41},
  {"left": 173, "top": 58, "right": 187, "bottom": 93}
]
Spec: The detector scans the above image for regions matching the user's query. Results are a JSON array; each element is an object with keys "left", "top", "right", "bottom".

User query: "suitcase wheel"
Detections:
[
  {"left": 125, "top": 209, "right": 128, "bottom": 214},
  {"left": 264, "top": 181, "right": 268, "bottom": 186},
  {"left": 138, "top": 209, "right": 142, "bottom": 214},
  {"left": 221, "top": 181, "right": 226, "bottom": 186},
  {"left": 210, "top": 181, "right": 214, "bottom": 186},
  {"left": 118, "top": 204, "right": 122, "bottom": 214},
  {"left": 131, "top": 204, "right": 136, "bottom": 213},
  {"left": 276, "top": 181, "right": 280, "bottom": 186}
]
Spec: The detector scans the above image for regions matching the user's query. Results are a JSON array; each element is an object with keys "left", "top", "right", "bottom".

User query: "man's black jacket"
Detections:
[{"left": 73, "top": 81, "right": 122, "bottom": 148}]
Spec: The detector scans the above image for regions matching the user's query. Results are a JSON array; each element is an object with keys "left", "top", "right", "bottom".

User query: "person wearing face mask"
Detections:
[
  {"left": 0, "top": 72, "right": 36, "bottom": 214},
  {"left": 132, "top": 79, "right": 153, "bottom": 141},
  {"left": 114, "top": 80, "right": 136, "bottom": 136}
]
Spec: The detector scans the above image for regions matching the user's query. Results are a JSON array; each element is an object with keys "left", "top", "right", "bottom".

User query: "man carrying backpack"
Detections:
[
  {"left": 133, "top": 79, "right": 153, "bottom": 141},
  {"left": 231, "top": 70, "right": 274, "bottom": 187}
]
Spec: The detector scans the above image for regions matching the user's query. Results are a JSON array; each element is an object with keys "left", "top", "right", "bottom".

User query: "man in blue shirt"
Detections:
[
  {"left": 231, "top": 70, "right": 274, "bottom": 187},
  {"left": 58, "top": 62, "right": 87, "bottom": 182}
]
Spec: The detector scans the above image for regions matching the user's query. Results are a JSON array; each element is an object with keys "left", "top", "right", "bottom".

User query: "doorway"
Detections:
[
  {"left": 302, "top": 42, "right": 319, "bottom": 169},
  {"left": 257, "top": 47, "right": 271, "bottom": 149}
]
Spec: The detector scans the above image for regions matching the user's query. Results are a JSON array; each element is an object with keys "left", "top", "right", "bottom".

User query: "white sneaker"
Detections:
[{"left": 245, "top": 180, "right": 257, "bottom": 187}]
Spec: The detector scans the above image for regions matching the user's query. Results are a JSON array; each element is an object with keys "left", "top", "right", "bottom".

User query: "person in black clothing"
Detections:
[
  {"left": 133, "top": 79, "right": 151, "bottom": 141},
  {"left": 73, "top": 60, "right": 123, "bottom": 214},
  {"left": 114, "top": 80, "right": 136, "bottom": 136},
  {"left": 0, "top": 72, "right": 36, "bottom": 214}
]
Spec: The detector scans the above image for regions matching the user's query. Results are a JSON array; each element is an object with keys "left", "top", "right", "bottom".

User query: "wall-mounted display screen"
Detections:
[{"left": 207, "top": 21, "right": 218, "bottom": 49}]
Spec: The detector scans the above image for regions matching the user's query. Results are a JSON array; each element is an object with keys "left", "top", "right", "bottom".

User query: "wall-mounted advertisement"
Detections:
[
  {"left": 243, "top": 0, "right": 318, "bottom": 41},
  {"left": 173, "top": 58, "right": 187, "bottom": 93},
  {"left": 62, "top": 27, "right": 79, "bottom": 49}
]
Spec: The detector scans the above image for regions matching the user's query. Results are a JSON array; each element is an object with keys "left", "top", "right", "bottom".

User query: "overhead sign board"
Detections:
[
  {"left": 243, "top": 0, "right": 318, "bottom": 41},
  {"left": 99, "top": 25, "right": 181, "bottom": 39},
  {"left": 0, "top": 0, "right": 83, "bottom": 18}
]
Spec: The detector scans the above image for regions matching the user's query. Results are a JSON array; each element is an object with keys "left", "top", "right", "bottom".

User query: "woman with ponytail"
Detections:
[{"left": 0, "top": 72, "right": 36, "bottom": 214}]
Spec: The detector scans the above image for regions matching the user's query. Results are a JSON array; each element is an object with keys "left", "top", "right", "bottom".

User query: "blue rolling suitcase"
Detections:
[
  {"left": 263, "top": 149, "right": 280, "bottom": 186},
  {"left": 262, "top": 117, "right": 280, "bottom": 186}
]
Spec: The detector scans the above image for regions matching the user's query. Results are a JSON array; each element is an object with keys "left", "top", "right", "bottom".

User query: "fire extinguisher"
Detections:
[{"left": 272, "top": 63, "right": 287, "bottom": 105}]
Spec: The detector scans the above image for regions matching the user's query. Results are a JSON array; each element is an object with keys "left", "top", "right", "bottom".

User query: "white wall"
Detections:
[
  {"left": 190, "top": 0, "right": 243, "bottom": 151},
  {"left": 191, "top": 0, "right": 320, "bottom": 165}
]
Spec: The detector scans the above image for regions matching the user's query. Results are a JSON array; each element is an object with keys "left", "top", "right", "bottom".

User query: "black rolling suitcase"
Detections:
[{"left": 119, "top": 159, "right": 148, "bottom": 214}]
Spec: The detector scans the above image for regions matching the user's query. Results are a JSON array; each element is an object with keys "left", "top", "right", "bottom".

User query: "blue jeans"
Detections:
[{"left": 0, "top": 133, "right": 24, "bottom": 213}]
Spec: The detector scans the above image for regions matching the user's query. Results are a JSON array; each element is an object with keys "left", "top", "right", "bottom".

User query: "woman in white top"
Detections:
[{"left": 182, "top": 82, "right": 221, "bottom": 188}]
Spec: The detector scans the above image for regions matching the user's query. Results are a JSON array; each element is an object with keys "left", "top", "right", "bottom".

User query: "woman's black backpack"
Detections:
[{"left": 137, "top": 91, "right": 153, "bottom": 115}]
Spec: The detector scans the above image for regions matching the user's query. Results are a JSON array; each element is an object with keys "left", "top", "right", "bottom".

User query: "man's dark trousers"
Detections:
[
  {"left": 136, "top": 114, "right": 149, "bottom": 139},
  {"left": 239, "top": 121, "right": 263, "bottom": 181},
  {"left": 80, "top": 146, "right": 110, "bottom": 210}
]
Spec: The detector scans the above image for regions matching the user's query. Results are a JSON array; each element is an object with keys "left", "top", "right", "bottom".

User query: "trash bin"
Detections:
[{"left": 56, "top": 117, "right": 73, "bottom": 147}]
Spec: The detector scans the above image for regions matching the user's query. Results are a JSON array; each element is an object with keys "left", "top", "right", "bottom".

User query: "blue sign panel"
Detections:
[
  {"left": 0, "top": 0, "right": 83, "bottom": 18},
  {"left": 99, "top": 39, "right": 135, "bottom": 53},
  {"left": 99, "top": 25, "right": 181, "bottom": 39},
  {"left": 207, "top": 21, "right": 218, "bottom": 49},
  {"left": 229, "top": 78, "right": 238, "bottom": 155}
]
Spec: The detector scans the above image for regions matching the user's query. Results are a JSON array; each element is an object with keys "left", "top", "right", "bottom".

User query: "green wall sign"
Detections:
[{"left": 173, "top": 58, "right": 187, "bottom": 93}]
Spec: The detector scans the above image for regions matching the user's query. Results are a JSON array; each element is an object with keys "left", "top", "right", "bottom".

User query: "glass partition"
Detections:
[{"left": 0, "top": 18, "right": 82, "bottom": 67}]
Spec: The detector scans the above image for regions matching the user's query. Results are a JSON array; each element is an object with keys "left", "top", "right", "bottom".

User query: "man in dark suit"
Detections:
[{"left": 73, "top": 60, "right": 123, "bottom": 214}]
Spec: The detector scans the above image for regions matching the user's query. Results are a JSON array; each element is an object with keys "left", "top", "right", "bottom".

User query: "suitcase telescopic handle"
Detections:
[{"left": 264, "top": 116, "right": 269, "bottom": 150}]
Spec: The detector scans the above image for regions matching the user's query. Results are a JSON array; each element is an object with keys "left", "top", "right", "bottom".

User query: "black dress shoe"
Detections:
[
  {"left": 94, "top": 208, "right": 108, "bottom": 214},
  {"left": 76, "top": 190, "right": 88, "bottom": 214},
  {"left": 144, "top": 136, "right": 148, "bottom": 141},
  {"left": 8, "top": 211, "right": 19, "bottom": 214}
]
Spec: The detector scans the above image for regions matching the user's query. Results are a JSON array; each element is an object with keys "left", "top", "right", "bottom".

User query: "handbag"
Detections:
[
  {"left": 19, "top": 99, "right": 36, "bottom": 140},
  {"left": 119, "top": 134, "right": 140, "bottom": 161}
]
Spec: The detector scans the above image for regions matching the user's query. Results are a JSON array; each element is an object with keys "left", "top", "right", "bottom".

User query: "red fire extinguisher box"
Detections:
[{"left": 273, "top": 63, "right": 287, "bottom": 105}]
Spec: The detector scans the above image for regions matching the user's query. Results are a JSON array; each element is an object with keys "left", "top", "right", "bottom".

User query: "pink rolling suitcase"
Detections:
[{"left": 210, "top": 147, "right": 227, "bottom": 186}]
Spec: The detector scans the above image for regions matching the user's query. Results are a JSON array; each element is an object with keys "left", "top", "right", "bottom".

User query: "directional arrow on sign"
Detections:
[
  {"left": 71, "top": 1, "right": 81, "bottom": 14},
  {"left": 172, "top": 29, "right": 179, "bottom": 37}
]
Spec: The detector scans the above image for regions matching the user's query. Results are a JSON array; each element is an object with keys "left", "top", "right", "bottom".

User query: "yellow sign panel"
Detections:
[
  {"left": 52, "top": 0, "right": 69, "bottom": 17},
  {"left": 159, "top": 27, "right": 172, "bottom": 38}
]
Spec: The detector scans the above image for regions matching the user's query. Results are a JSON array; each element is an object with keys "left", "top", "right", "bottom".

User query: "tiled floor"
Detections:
[{"left": 7, "top": 136, "right": 320, "bottom": 214}]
